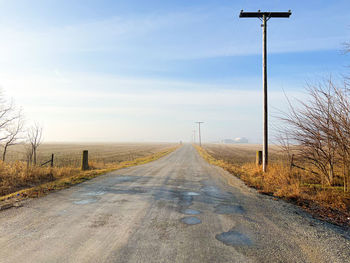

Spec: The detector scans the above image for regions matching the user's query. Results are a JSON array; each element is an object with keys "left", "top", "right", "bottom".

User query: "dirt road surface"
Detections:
[{"left": 0, "top": 145, "right": 349, "bottom": 262}]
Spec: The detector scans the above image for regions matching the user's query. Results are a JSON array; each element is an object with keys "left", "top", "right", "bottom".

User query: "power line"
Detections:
[{"left": 239, "top": 10, "right": 291, "bottom": 172}]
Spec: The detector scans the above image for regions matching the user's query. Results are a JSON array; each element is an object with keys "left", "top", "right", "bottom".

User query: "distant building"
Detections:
[
  {"left": 221, "top": 137, "right": 248, "bottom": 144},
  {"left": 234, "top": 137, "right": 248, "bottom": 143}
]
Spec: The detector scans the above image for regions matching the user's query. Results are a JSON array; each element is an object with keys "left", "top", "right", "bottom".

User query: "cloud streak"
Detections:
[{"left": 0, "top": 3, "right": 348, "bottom": 67}]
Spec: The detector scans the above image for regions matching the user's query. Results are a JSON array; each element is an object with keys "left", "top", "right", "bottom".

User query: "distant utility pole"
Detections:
[
  {"left": 193, "top": 130, "right": 196, "bottom": 143},
  {"left": 239, "top": 10, "right": 291, "bottom": 172},
  {"left": 195, "top": 122, "right": 203, "bottom": 147}
]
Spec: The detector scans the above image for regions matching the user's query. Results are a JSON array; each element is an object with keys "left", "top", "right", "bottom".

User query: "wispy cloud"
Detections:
[{"left": 0, "top": 4, "right": 348, "bottom": 67}]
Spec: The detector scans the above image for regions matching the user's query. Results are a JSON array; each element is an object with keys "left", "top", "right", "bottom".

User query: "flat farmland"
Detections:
[
  {"left": 203, "top": 143, "right": 284, "bottom": 165},
  {"left": 4, "top": 143, "right": 176, "bottom": 167},
  {"left": 0, "top": 143, "right": 177, "bottom": 198}
]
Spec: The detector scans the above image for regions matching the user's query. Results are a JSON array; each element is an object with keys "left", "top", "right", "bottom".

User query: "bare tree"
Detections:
[
  {"left": 326, "top": 83, "right": 350, "bottom": 191},
  {"left": 0, "top": 93, "right": 22, "bottom": 142},
  {"left": 27, "top": 123, "right": 43, "bottom": 166},
  {"left": 0, "top": 101, "right": 20, "bottom": 135},
  {"left": 2, "top": 112, "right": 24, "bottom": 161},
  {"left": 0, "top": 91, "right": 25, "bottom": 161},
  {"left": 273, "top": 41, "right": 350, "bottom": 191},
  {"left": 277, "top": 79, "right": 342, "bottom": 186}
]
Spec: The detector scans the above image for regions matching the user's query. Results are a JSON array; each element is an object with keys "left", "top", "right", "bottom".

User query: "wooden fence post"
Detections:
[
  {"left": 50, "top": 154, "right": 54, "bottom": 167},
  {"left": 256, "top": 151, "right": 262, "bottom": 166},
  {"left": 81, "top": 150, "right": 89, "bottom": 171}
]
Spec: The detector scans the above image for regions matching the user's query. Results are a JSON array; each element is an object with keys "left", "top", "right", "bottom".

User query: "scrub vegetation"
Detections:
[{"left": 196, "top": 143, "right": 350, "bottom": 227}]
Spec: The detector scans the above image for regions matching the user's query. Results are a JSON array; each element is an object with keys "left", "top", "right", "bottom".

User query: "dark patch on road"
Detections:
[
  {"left": 84, "top": 191, "right": 106, "bottom": 196},
  {"left": 73, "top": 199, "right": 97, "bottom": 205},
  {"left": 108, "top": 187, "right": 147, "bottom": 195},
  {"left": 201, "top": 185, "right": 226, "bottom": 198},
  {"left": 111, "top": 176, "right": 141, "bottom": 184},
  {"left": 182, "top": 209, "right": 201, "bottom": 215},
  {"left": 185, "top": 192, "right": 200, "bottom": 196},
  {"left": 216, "top": 230, "right": 252, "bottom": 246},
  {"left": 181, "top": 216, "right": 202, "bottom": 225},
  {"left": 111, "top": 199, "right": 129, "bottom": 204},
  {"left": 199, "top": 182, "right": 238, "bottom": 206},
  {"left": 215, "top": 205, "right": 244, "bottom": 215},
  {"left": 180, "top": 194, "right": 193, "bottom": 207}
]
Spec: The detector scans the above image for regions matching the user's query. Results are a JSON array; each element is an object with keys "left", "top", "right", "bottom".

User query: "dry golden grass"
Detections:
[
  {"left": 197, "top": 144, "right": 350, "bottom": 226},
  {"left": 0, "top": 143, "right": 178, "bottom": 201}
]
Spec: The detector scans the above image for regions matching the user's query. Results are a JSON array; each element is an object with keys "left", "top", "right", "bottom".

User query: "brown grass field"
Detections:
[
  {"left": 4, "top": 143, "right": 176, "bottom": 167},
  {"left": 0, "top": 143, "right": 177, "bottom": 202},
  {"left": 199, "top": 143, "right": 350, "bottom": 227}
]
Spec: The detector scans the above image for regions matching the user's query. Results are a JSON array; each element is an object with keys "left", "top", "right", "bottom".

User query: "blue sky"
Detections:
[{"left": 0, "top": 0, "right": 349, "bottom": 142}]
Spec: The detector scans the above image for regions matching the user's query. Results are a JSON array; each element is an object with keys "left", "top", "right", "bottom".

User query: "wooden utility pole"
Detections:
[
  {"left": 195, "top": 122, "right": 203, "bottom": 147},
  {"left": 262, "top": 14, "right": 268, "bottom": 173},
  {"left": 239, "top": 10, "right": 291, "bottom": 172}
]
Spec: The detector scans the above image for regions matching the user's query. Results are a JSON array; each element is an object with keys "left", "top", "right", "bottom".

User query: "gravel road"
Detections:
[{"left": 0, "top": 144, "right": 349, "bottom": 262}]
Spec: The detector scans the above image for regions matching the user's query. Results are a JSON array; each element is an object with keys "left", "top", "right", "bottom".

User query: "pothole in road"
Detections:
[
  {"left": 181, "top": 216, "right": 202, "bottom": 225},
  {"left": 201, "top": 186, "right": 225, "bottom": 198},
  {"left": 185, "top": 192, "right": 200, "bottom": 196},
  {"left": 112, "top": 176, "right": 140, "bottom": 184},
  {"left": 182, "top": 209, "right": 201, "bottom": 215},
  {"left": 73, "top": 199, "right": 97, "bottom": 205},
  {"left": 216, "top": 230, "right": 252, "bottom": 246},
  {"left": 84, "top": 191, "right": 106, "bottom": 196},
  {"left": 215, "top": 205, "right": 245, "bottom": 215}
]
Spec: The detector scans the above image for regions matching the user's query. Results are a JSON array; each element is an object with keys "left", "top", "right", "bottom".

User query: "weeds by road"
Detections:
[{"left": 196, "top": 144, "right": 350, "bottom": 228}]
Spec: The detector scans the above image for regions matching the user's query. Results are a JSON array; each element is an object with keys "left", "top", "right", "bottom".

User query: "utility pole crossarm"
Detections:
[{"left": 239, "top": 10, "right": 291, "bottom": 18}]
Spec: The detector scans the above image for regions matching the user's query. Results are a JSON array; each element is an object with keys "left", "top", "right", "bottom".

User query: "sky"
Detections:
[{"left": 0, "top": 0, "right": 349, "bottom": 143}]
